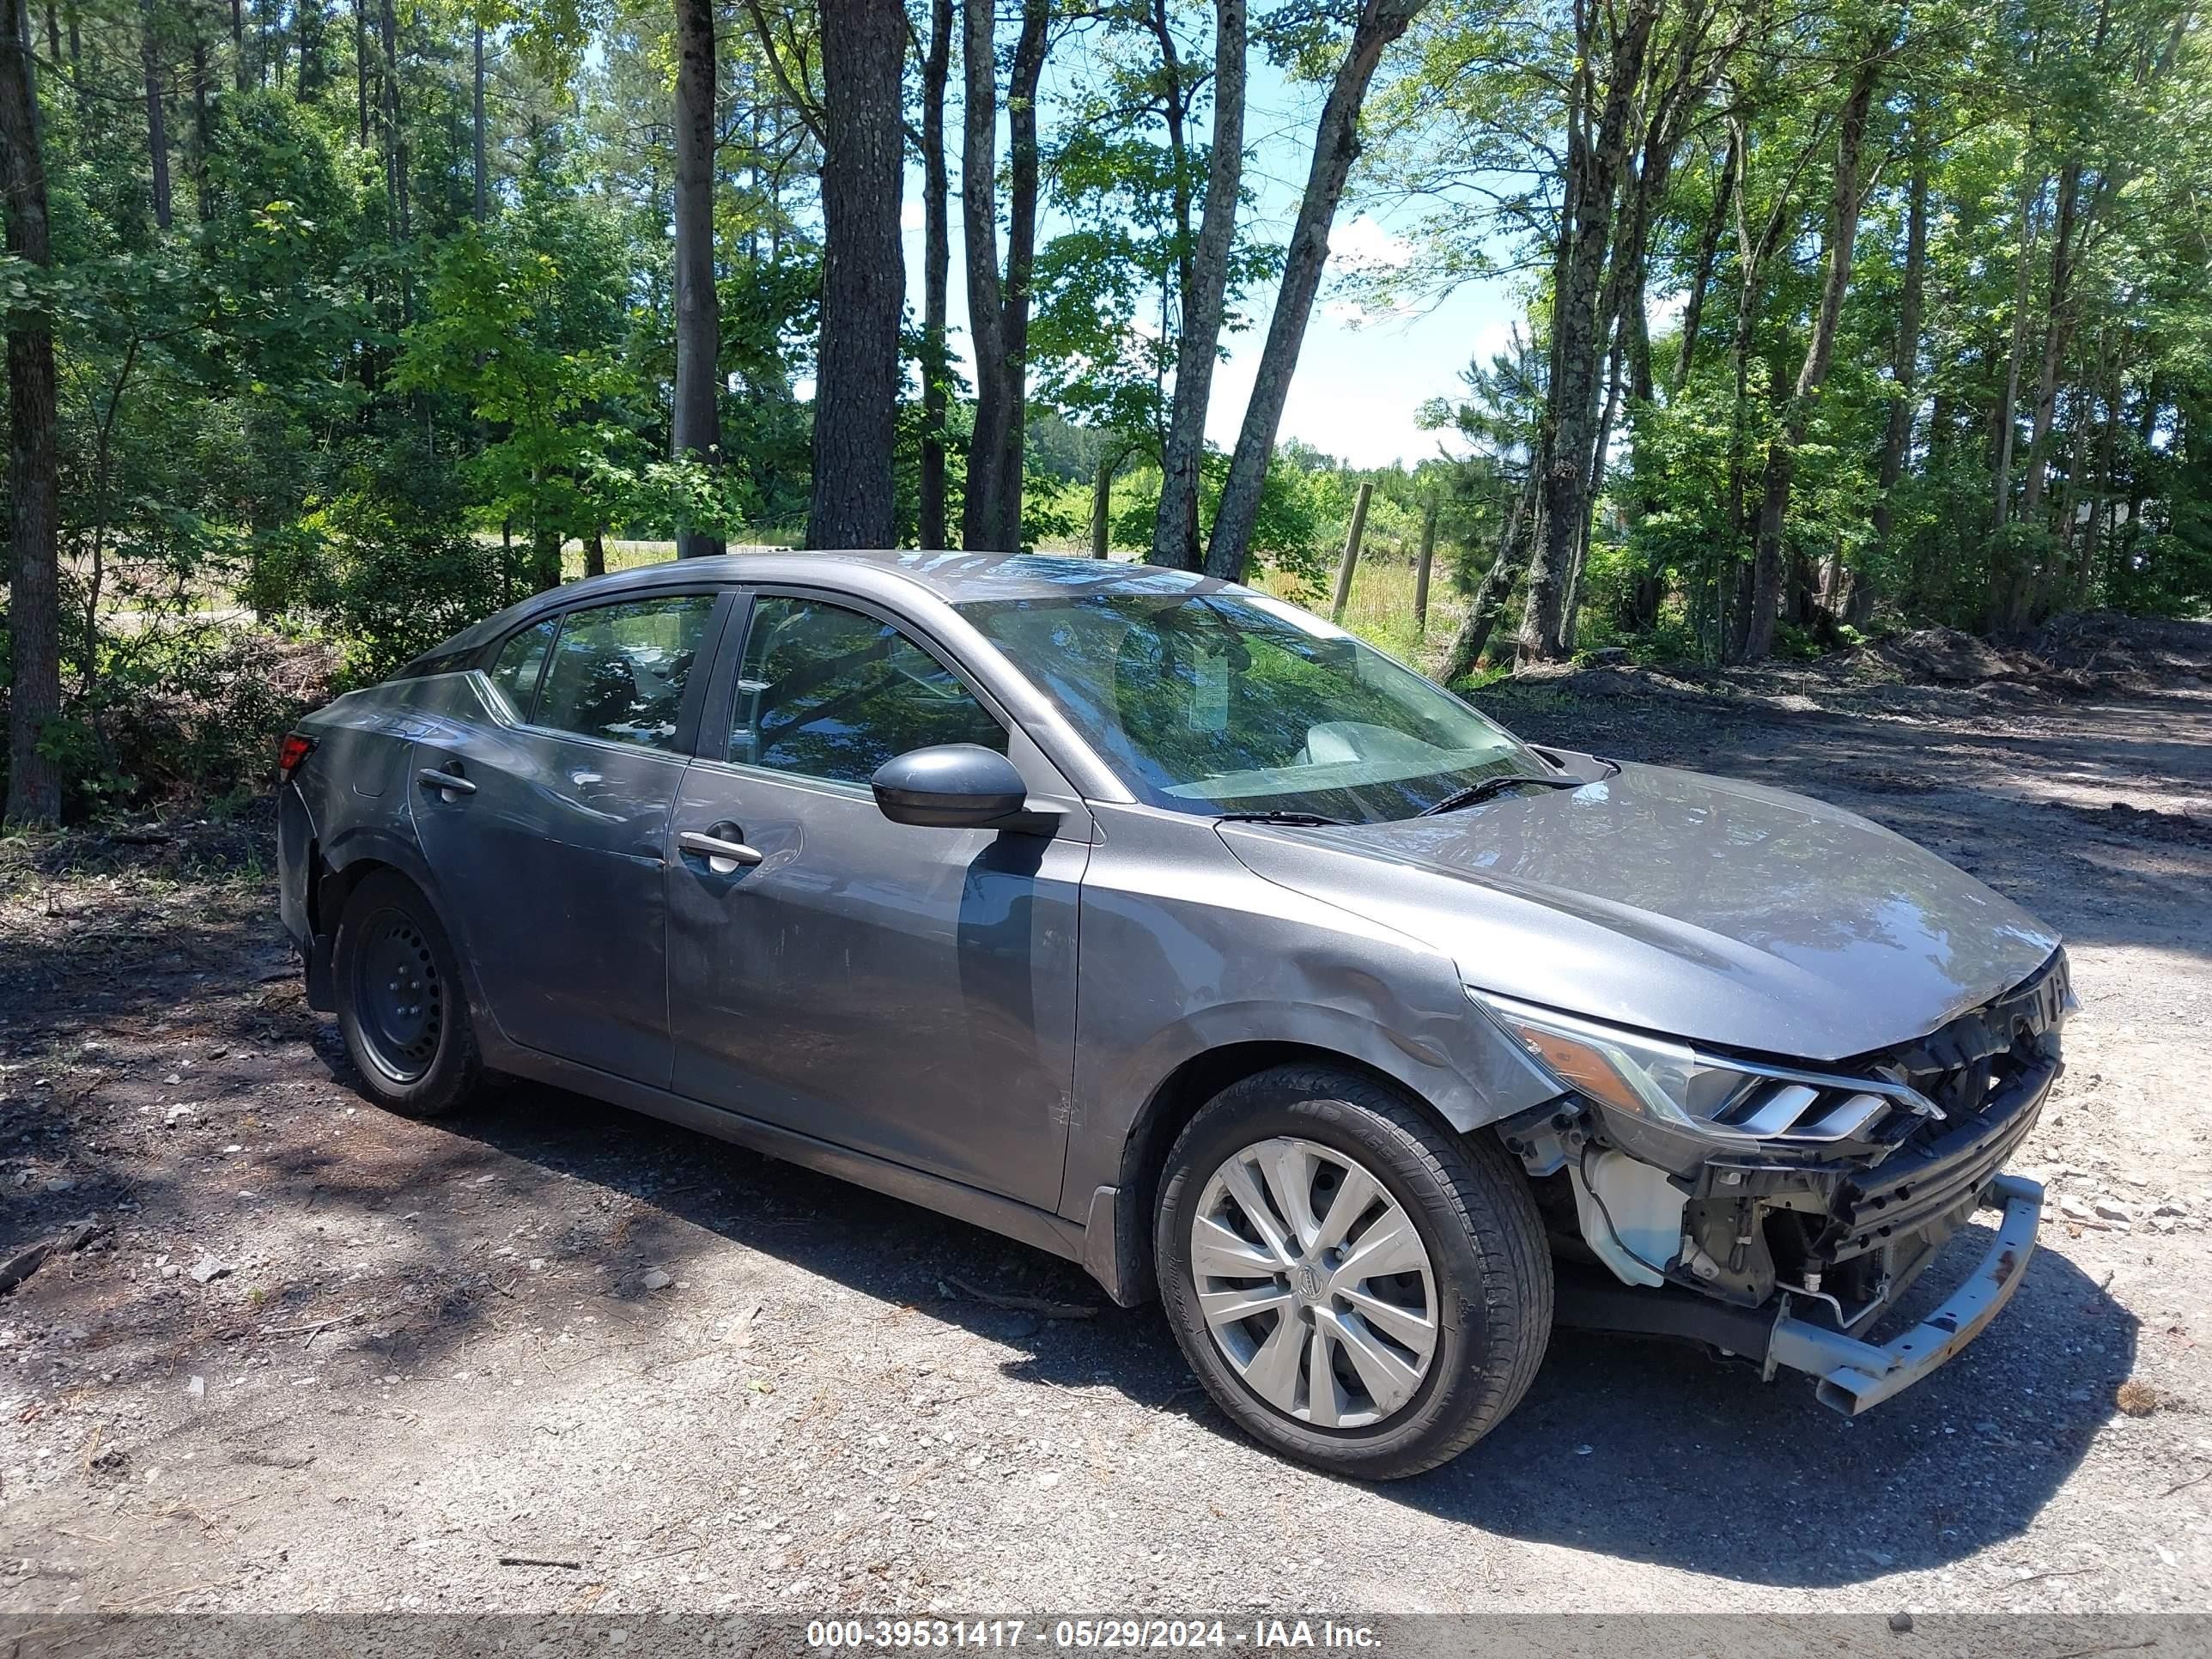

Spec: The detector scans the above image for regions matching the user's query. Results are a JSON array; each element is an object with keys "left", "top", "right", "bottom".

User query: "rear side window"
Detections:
[
  {"left": 486, "top": 619, "right": 557, "bottom": 720},
  {"left": 535, "top": 595, "right": 717, "bottom": 750}
]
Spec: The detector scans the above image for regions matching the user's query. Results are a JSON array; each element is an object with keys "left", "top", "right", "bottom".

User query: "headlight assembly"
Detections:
[{"left": 1468, "top": 989, "right": 1936, "bottom": 1146}]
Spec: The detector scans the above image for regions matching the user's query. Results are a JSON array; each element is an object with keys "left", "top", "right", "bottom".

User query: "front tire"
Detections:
[
  {"left": 332, "top": 871, "right": 483, "bottom": 1118},
  {"left": 1154, "top": 1065, "right": 1551, "bottom": 1480}
]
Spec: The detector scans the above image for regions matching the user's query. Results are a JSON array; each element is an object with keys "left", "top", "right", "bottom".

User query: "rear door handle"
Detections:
[
  {"left": 678, "top": 830, "right": 764, "bottom": 872},
  {"left": 416, "top": 768, "right": 477, "bottom": 798}
]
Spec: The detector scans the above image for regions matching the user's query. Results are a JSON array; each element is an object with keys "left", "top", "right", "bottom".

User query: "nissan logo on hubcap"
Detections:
[{"left": 1295, "top": 1263, "right": 1322, "bottom": 1300}]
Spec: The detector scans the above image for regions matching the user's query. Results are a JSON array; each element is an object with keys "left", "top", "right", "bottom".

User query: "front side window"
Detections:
[
  {"left": 486, "top": 618, "right": 557, "bottom": 720},
  {"left": 958, "top": 590, "right": 1539, "bottom": 823},
  {"left": 731, "top": 596, "right": 1006, "bottom": 786},
  {"left": 534, "top": 595, "right": 716, "bottom": 750}
]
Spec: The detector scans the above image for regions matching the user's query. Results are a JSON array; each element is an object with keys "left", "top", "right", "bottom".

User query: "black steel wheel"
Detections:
[
  {"left": 333, "top": 870, "right": 483, "bottom": 1116},
  {"left": 350, "top": 908, "right": 444, "bottom": 1083}
]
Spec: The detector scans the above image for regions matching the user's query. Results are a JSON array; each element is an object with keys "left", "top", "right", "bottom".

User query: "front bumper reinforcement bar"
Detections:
[
  {"left": 1766, "top": 1173, "right": 2043, "bottom": 1413},
  {"left": 1553, "top": 1174, "right": 2044, "bottom": 1415}
]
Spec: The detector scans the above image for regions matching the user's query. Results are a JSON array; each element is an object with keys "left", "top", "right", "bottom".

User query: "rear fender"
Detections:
[{"left": 312, "top": 824, "right": 509, "bottom": 1054}]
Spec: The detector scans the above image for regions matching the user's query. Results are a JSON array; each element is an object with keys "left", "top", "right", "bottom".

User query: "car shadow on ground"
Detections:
[{"left": 424, "top": 1069, "right": 2135, "bottom": 1592}]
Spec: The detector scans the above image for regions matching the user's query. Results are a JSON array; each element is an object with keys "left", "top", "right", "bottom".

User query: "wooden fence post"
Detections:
[
  {"left": 1413, "top": 499, "right": 1437, "bottom": 635},
  {"left": 1330, "top": 481, "right": 1373, "bottom": 624},
  {"left": 1091, "top": 453, "right": 1115, "bottom": 559}
]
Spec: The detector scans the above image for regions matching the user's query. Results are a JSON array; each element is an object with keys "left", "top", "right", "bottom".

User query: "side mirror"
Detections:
[{"left": 872, "top": 744, "right": 1038, "bottom": 830}]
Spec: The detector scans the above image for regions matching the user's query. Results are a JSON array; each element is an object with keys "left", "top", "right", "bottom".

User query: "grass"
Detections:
[
  {"left": 559, "top": 536, "right": 793, "bottom": 580},
  {"left": 1253, "top": 557, "right": 1468, "bottom": 675}
]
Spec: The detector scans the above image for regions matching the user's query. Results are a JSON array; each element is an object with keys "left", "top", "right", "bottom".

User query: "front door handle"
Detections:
[
  {"left": 416, "top": 767, "right": 477, "bottom": 799},
  {"left": 678, "top": 830, "right": 764, "bottom": 873}
]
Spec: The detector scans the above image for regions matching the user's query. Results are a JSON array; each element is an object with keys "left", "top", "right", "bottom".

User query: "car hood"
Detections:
[{"left": 1218, "top": 762, "right": 2061, "bottom": 1062}]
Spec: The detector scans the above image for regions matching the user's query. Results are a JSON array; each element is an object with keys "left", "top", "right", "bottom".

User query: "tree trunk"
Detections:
[
  {"left": 1516, "top": 0, "right": 1661, "bottom": 663},
  {"left": 1150, "top": 0, "right": 1246, "bottom": 570},
  {"left": 1990, "top": 166, "right": 2044, "bottom": 533},
  {"left": 1717, "top": 107, "right": 1826, "bottom": 658},
  {"left": 988, "top": 0, "right": 1048, "bottom": 551},
  {"left": 1672, "top": 125, "right": 1737, "bottom": 394},
  {"left": 2, "top": 0, "right": 62, "bottom": 823},
  {"left": 1202, "top": 0, "right": 1427, "bottom": 580},
  {"left": 191, "top": 26, "right": 212, "bottom": 221},
  {"left": 807, "top": 0, "right": 907, "bottom": 550},
  {"left": 2017, "top": 162, "right": 2083, "bottom": 533},
  {"left": 1741, "top": 43, "right": 1880, "bottom": 662},
  {"left": 2078, "top": 337, "right": 2119, "bottom": 607},
  {"left": 960, "top": 0, "right": 1052, "bottom": 551},
  {"left": 472, "top": 16, "right": 487, "bottom": 222},
  {"left": 1091, "top": 451, "right": 1117, "bottom": 557},
  {"left": 1565, "top": 319, "right": 1627, "bottom": 651},
  {"left": 586, "top": 526, "right": 607, "bottom": 579},
  {"left": 143, "top": 0, "right": 172, "bottom": 229},
  {"left": 298, "top": 0, "right": 325, "bottom": 94},
  {"left": 531, "top": 518, "right": 562, "bottom": 592},
  {"left": 1985, "top": 163, "right": 2048, "bottom": 631},
  {"left": 672, "top": 0, "right": 723, "bottom": 557},
  {"left": 961, "top": 0, "right": 1007, "bottom": 550},
  {"left": 917, "top": 0, "right": 951, "bottom": 548},
  {"left": 380, "top": 0, "right": 404, "bottom": 242},
  {"left": 1149, "top": 0, "right": 1194, "bottom": 301},
  {"left": 1866, "top": 140, "right": 1929, "bottom": 612},
  {"left": 1439, "top": 473, "right": 1536, "bottom": 684},
  {"left": 353, "top": 0, "right": 367, "bottom": 142}
]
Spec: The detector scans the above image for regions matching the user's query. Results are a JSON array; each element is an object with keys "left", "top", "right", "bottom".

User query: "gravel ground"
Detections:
[{"left": 2, "top": 656, "right": 2209, "bottom": 1621}]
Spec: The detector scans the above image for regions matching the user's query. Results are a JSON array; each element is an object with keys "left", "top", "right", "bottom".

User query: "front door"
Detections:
[
  {"left": 666, "top": 592, "right": 1085, "bottom": 1209},
  {"left": 412, "top": 590, "right": 725, "bottom": 1081}
]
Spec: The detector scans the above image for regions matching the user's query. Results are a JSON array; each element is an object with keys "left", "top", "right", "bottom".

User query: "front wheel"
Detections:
[
  {"left": 1154, "top": 1065, "right": 1552, "bottom": 1479},
  {"left": 332, "top": 870, "right": 483, "bottom": 1118}
]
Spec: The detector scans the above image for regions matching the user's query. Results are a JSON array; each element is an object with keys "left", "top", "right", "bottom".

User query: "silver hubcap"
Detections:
[{"left": 1189, "top": 1137, "right": 1438, "bottom": 1430}]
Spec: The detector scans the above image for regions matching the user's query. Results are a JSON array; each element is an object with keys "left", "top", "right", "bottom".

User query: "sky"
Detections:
[{"left": 890, "top": 47, "right": 1529, "bottom": 471}]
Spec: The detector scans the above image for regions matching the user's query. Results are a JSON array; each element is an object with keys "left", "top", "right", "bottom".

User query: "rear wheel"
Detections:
[
  {"left": 1154, "top": 1065, "right": 1551, "bottom": 1480},
  {"left": 333, "top": 871, "right": 483, "bottom": 1117}
]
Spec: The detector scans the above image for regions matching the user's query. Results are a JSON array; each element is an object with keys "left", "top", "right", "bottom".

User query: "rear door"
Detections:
[
  {"left": 411, "top": 589, "right": 729, "bottom": 1082},
  {"left": 665, "top": 589, "right": 1086, "bottom": 1209}
]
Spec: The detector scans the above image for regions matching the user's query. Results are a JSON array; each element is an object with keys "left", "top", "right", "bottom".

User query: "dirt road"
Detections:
[{"left": 3, "top": 658, "right": 2209, "bottom": 1619}]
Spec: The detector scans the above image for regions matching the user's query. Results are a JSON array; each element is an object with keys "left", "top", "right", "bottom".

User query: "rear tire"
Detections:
[
  {"left": 1154, "top": 1064, "right": 1551, "bottom": 1480},
  {"left": 333, "top": 871, "right": 483, "bottom": 1118}
]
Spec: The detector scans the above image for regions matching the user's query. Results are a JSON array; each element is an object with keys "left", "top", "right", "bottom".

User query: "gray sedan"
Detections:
[{"left": 276, "top": 551, "right": 2067, "bottom": 1477}]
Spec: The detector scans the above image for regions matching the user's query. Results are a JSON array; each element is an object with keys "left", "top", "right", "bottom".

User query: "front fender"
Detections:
[
  {"left": 1060, "top": 803, "right": 1563, "bottom": 1237},
  {"left": 1107, "top": 995, "right": 1547, "bottom": 1142}
]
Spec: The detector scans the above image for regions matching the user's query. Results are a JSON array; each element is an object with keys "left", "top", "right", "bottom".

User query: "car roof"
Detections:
[
  {"left": 407, "top": 550, "right": 1244, "bottom": 672},
  {"left": 584, "top": 548, "right": 1232, "bottom": 603}
]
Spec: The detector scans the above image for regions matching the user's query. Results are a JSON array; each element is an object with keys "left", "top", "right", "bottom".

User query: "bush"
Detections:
[
  {"left": 41, "top": 628, "right": 338, "bottom": 817},
  {"left": 296, "top": 491, "right": 504, "bottom": 685}
]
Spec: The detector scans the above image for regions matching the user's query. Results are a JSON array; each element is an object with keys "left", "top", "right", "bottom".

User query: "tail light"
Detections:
[{"left": 276, "top": 732, "right": 316, "bottom": 782}]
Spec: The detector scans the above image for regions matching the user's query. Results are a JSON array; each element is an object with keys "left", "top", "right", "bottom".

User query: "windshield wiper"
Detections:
[
  {"left": 1419, "top": 773, "right": 1583, "bottom": 817},
  {"left": 1214, "top": 810, "right": 1348, "bottom": 827}
]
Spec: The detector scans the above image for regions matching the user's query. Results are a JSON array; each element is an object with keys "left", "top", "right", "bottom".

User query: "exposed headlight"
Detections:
[{"left": 1468, "top": 990, "right": 1933, "bottom": 1145}]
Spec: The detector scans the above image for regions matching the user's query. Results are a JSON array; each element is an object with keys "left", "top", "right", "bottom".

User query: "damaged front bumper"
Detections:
[
  {"left": 1556, "top": 1172, "right": 2041, "bottom": 1413},
  {"left": 1521, "top": 953, "right": 2068, "bottom": 1413},
  {"left": 1769, "top": 1171, "right": 2040, "bottom": 1412}
]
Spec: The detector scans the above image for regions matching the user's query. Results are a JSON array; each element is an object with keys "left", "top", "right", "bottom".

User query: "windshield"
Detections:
[{"left": 958, "top": 588, "right": 1544, "bottom": 823}]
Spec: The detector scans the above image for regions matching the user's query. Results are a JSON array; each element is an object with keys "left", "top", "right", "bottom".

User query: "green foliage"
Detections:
[
  {"left": 295, "top": 490, "right": 505, "bottom": 684},
  {"left": 41, "top": 629, "right": 337, "bottom": 817},
  {"left": 12, "top": 0, "right": 2212, "bottom": 823}
]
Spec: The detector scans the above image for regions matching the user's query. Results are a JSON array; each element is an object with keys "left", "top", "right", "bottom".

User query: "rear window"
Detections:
[
  {"left": 486, "top": 620, "right": 557, "bottom": 720},
  {"left": 533, "top": 596, "right": 718, "bottom": 750}
]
